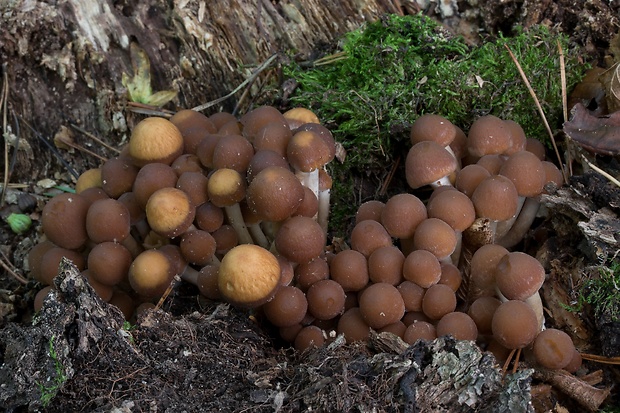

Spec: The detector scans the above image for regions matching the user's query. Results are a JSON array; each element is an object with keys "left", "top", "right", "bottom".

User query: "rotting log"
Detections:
[{"left": 0, "top": 0, "right": 403, "bottom": 182}]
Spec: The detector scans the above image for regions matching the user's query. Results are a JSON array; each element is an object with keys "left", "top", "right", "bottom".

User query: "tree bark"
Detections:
[{"left": 0, "top": 0, "right": 403, "bottom": 182}]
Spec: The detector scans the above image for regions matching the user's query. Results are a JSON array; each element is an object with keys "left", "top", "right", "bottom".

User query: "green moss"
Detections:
[
  {"left": 284, "top": 13, "right": 587, "bottom": 236},
  {"left": 568, "top": 262, "right": 620, "bottom": 322}
]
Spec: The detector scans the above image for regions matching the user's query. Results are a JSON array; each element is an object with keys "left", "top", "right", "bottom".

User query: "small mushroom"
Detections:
[
  {"left": 129, "top": 117, "right": 184, "bottom": 167},
  {"left": 262, "top": 285, "right": 308, "bottom": 328},
  {"left": 41, "top": 192, "right": 90, "bottom": 250},
  {"left": 275, "top": 216, "right": 326, "bottom": 264},
  {"left": 532, "top": 328, "right": 576, "bottom": 370},
  {"left": 406, "top": 141, "right": 457, "bottom": 189},
  {"left": 145, "top": 187, "right": 196, "bottom": 238},
  {"left": 359, "top": 283, "right": 405, "bottom": 329},
  {"left": 128, "top": 249, "right": 175, "bottom": 298}
]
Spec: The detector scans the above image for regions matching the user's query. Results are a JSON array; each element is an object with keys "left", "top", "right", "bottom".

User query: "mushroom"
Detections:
[
  {"left": 37, "top": 247, "right": 86, "bottom": 286},
  {"left": 412, "top": 218, "right": 458, "bottom": 263},
  {"left": 337, "top": 307, "right": 371, "bottom": 343},
  {"left": 294, "top": 325, "right": 326, "bottom": 351},
  {"left": 358, "top": 282, "right": 405, "bottom": 329},
  {"left": 209, "top": 111, "right": 238, "bottom": 129},
  {"left": 329, "top": 249, "right": 369, "bottom": 292},
  {"left": 217, "top": 244, "right": 281, "bottom": 307},
  {"left": 286, "top": 129, "right": 334, "bottom": 200},
  {"left": 128, "top": 249, "right": 175, "bottom": 298},
  {"left": 252, "top": 121, "right": 293, "bottom": 157},
  {"left": 207, "top": 168, "right": 253, "bottom": 245},
  {"left": 246, "top": 166, "right": 305, "bottom": 223},
  {"left": 470, "top": 175, "right": 519, "bottom": 242},
  {"left": 467, "top": 115, "right": 513, "bottom": 158},
  {"left": 145, "top": 187, "right": 196, "bottom": 238},
  {"left": 275, "top": 216, "right": 326, "bottom": 264},
  {"left": 491, "top": 300, "right": 539, "bottom": 349},
  {"left": 436, "top": 311, "right": 478, "bottom": 341},
  {"left": 306, "top": 279, "right": 346, "bottom": 321},
  {"left": 355, "top": 200, "right": 385, "bottom": 224},
  {"left": 87, "top": 241, "right": 132, "bottom": 286},
  {"left": 176, "top": 171, "right": 209, "bottom": 208},
  {"left": 128, "top": 117, "right": 184, "bottom": 167},
  {"left": 194, "top": 202, "right": 225, "bottom": 233},
  {"left": 402, "top": 249, "right": 441, "bottom": 288},
  {"left": 212, "top": 134, "right": 255, "bottom": 173},
  {"left": 380, "top": 193, "right": 427, "bottom": 239},
  {"left": 397, "top": 281, "right": 426, "bottom": 312},
  {"left": 455, "top": 164, "right": 491, "bottom": 197},
  {"left": 240, "top": 105, "right": 288, "bottom": 142},
  {"left": 295, "top": 256, "right": 329, "bottom": 291},
  {"left": 403, "top": 320, "right": 437, "bottom": 344},
  {"left": 179, "top": 229, "right": 217, "bottom": 266},
  {"left": 41, "top": 192, "right": 90, "bottom": 250},
  {"left": 468, "top": 243, "right": 509, "bottom": 300},
  {"left": 422, "top": 283, "right": 457, "bottom": 320},
  {"left": 350, "top": 219, "right": 393, "bottom": 258},
  {"left": 368, "top": 245, "right": 405, "bottom": 285},
  {"left": 132, "top": 162, "right": 179, "bottom": 209},
  {"left": 100, "top": 157, "right": 140, "bottom": 199},
  {"left": 262, "top": 285, "right": 308, "bottom": 328},
  {"left": 476, "top": 154, "right": 504, "bottom": 175},
  {"left": 169, "top": 109, "right": 217, "bottom": 154},
  {"left": 405, "top": 141, "right": 457, "bottom": 189},
  {"left": 283, "top": 107, "right": 321, "bottom": 130},
  {"left": 532, "top": 328, "right": 576, "bottom": 370},
  {"left": 75, "top": 168, "right": 103, "bottom": 193},
  {"left": 410, "top": 113, "right": 459, "bottom": 162},
  {"left": 86, "top": 198, "right": 132, "bottom": 244},
  {"left": 171, "top": 153, "right": 203, "bottom": 176},
  {"left": 467, "top": 296, "right": 502, "bottom": 336}
]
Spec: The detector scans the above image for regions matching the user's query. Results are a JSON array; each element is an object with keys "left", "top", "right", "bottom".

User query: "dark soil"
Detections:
[{"left": 1, "top": 1, "right": 620, "bottom": 412}]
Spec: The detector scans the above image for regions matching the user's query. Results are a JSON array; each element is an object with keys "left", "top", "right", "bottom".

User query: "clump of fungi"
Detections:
[{"left": 31, "top": 107, "right": 583, "bottom": 380}]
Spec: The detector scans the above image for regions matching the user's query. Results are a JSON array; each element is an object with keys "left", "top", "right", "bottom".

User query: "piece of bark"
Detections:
[{"left": 0, "top": 257, "right": 134, "bottom": 410}]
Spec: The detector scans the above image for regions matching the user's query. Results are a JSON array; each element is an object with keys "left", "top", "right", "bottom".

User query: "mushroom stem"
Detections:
[
  {"left": 247, "top": 222, "right": 270, "bottom": 249},
  {"left": 224, "top": 203, "right": 254, "bottom": 245},
  {"left": 317, "top": 187, "right": 330, "bottom": 233},
  {"left": 179, "top": 264, "right": 201, "bottom": 286},
  {"left": 429, "top": 175, "right": 453, "bottom": 188},
  {"left": 495, "top": 195, "right": 526, "bottom": 240},
  {"left": 450, "top": 231, "right": 463, "bottom": 266},
  {"left": 296, "top": 169, "right": 320, "bottom": 203},
  {"left": 497, "top": 197, "right": 541, "bottom": 248},
  {"left": 121, "top": 234, "right": 144, "bottom": 258}
]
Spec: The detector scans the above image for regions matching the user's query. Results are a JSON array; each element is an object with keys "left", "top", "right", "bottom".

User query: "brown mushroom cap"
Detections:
[
  {"left": 410, "top": 114, "right": 457, "bottom": 147},
  {"left": 88, "top": 242, "right": 132, "bottom": 286},
  {"left": 397, "top": 281, "right": 426, "bottom": 312},
  {"left": 41, "top": 192, "right": 90, "bottom": 250},
  {"left": 294, "top": 325, "right": 326, "bottom": 351},
  {"left": 100, "top": 157, "right": 140, "bottom": 199},
  {"left": 355, "top": 200, "right": 385, "bottom": 224},
  {"left": 438, "top": 262, "right": 462, "bottom": 292},
  {"left": 196, "top": 134, "right": 223, "bottom": 169},
  {"left": 504, "top": 119, "right": 527, "bottom": 155},
  {"left": 306, "top": 279, "right": 346, "bottom": 321},
  {"left": 491, "top": 300, "right": 540, "bottom": 349},
  {"left": 145, "top": 187, "right": 195, "bottom": 238},
  {"left": 180, "top": 230, "right": 217, "bottom": 266},
  {"left": 406, "top": 141, "right": 457, "bottom": 189},
  {"left": 263, "top": 285, "right": 308, "bottom": 328},
  {"left": 212, "top": 134, "right": 255, "bottom": 173},
  {"left": 455, "top": 164, "right": 491, "bottom": 197},
  {"left": 412, "top": 218, "right": 457, "bottom": 260},
  {"left": 471, "top": 175, "right": 519, "bottom": 221},
  {"left": 218, "top": 244, "right": 281, "bottom": 307},
  {"left": 246, "top": 150, "right": 290, "bottom": 183},
  {"left": 133, "top": 162, "right": 179, "bottom": 209},
  {"left": 240, "top": 106, "right": 288, "bottom": 142},
  {"left": 246, "top": 166, "right": 305, "bottom": 222},
  {"left": 403, "top": 321, "right": 437, "bottom": 344},
  {"left": 469, "top": 244, "right": 509, "bottom": 295},
  {"left": 38, "top": 247, "right": 86, "bottom": 286},
  {"left": 337, "top": 307, "right": 371, "bottom": 343},
  {"left": 368, "top": 245, "right": 405, "bottom": 285},
  {"left": 28, "top": 241, "right": 56, "bottom": 283},
  {"left": 169, "top": 109, "right": 217, "bottom": 154},
  {"left": 525, "top": 137, "right": 546, "bottom": 160},
  {"left": 86, "top": 198, "right": 131, "bottom": 243},
  {"left": 128, "top": 249, "right": 174, "bottom": 298},
  {"left": 129, "top": 117, "right": 184, "bottom": 167},
  {"left": 495, "top": 252, "right": 545, "bottom": 300},
  {"left": 532, "top": 328, "right": 576, "bottom": 370},
  {"left": 211, "top": 224, "right": 238, "bottom": 255},
  {"left": 295, "top": 257, "right": 329, "bottom": 291},
  {"left": 34, "top": 286, "right": 53, "bottom": 312},
  {"left": 476, "top": 154, "right": 504, "bottom": 175},
  {"left": 275, "top": 216, "right": 326, "bottom": 264},
  {"left": 209, "top": 111, "right": 238, "bottom": 129},
  {"left": 422, "top": 283, "right": 457, "bottom": 320},
  {"left": 467, "top": 115, "right": 513, "bottom": 157},
  {"left": 171, "top": 153, "right": 203, "bottom": 176},
  {"left": 542, "top": 161, "right": 564, "bottom": 189},
  {"left": 402, "top": 249, "right": 441, "bottom": 288},
  {"left": 195, "top": 202, "right": 224, "bottom": 232},
  {"left": 467, "top": 296, "right": 502, "bottom": 335},
  {"left": 329, "top": 249, "right": 369, "bottom": 292},
  {"left": 252, "top": 122, "right": 293, "bottom": 157},
  {"left": 499, "top": 151, "right": 546, "bottom": 197},
  {"left": 381, "top": 193, "right": 427, "bottom": 239},
  {"left": 350, "top": 219, "right": 393, "bottom": 258},
  {"left": 81, "top": 269, "right": 114, "bottom": 302},
  {"left": 427, "top": 189, "right": 476, "bottom": 232},
  {"left": 287, "top": 130, "right": 334, "bottom": 172},
  {"left": 359, "top": 283, "right": 405, "bottom": 329},
  {"left": 436, "top": 311, "right": 478, "bottom": 341},
  {"left": 176, "top": 171, "right": 209, "bottom": 207}
]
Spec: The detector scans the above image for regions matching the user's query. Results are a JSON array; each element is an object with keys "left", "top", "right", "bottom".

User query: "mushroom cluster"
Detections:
[{"left": 30, "top": 108, "right": 580, "bottom": 372}]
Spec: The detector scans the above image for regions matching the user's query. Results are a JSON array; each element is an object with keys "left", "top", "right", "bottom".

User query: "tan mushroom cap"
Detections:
[
  {"left": 287, "top": 130, "right": 333, "bottom": 172},
  {"left": 207, "top": 168, "right": 246, "bottom": 207},
  {"left": 410, "top": 114, "right": 457, "bottom": 147},
  {"left": 467, "top": 115, "right": 513, "bottom": 157},
  {"left": 41, "top": 192, "right": 90, "bottom": 250},
  {"left": 283, "top": 107, "right": 320, "bottom": 130},
  {"left": 495, "top": 251, "right": 545, "bottom": 301},
  {"left": 145, "top": 187, "right": 195, "bottom": 238},
  {"left": 128, "top": 249, "right": 174, "bottom": 298},
  {"left": 129, "top": 117, "right": 184, "bottom": 167},
  {"left": 218, "top": 244, "right": 281, "bottom": 307},
  {"left": 75, "top": 168, "right": 103, "bottom": 193},
  {"left": 412, "top": 218, "right": 457, "bottom": 260},
  {"left": 406, "top": 141, "right": 457, "bottom": 189},
  {"left": 471, "top": 175, "right": 519, "bottom": 221},
  {"left": 499, "top": 150, "right": 546, "bottom": 197}
]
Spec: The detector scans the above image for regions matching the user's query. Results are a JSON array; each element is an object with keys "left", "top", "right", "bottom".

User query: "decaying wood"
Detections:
[{"left": 0, "top": 0, "right": 402, "bottom": 183}]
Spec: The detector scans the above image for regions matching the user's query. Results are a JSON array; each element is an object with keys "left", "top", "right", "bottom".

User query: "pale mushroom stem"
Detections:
[
  {"left": 429, "top": 175, "right": 453, "bottom": 188},
  {"left": 224, "top": 203, "right": 255, "bottom": 245},
  {"left": 318, "top": 187, "right": 330, "bottom": 233},
  {"left": 495, "top": 195, "right": 526, "bottom": 240},
  {"left": 497, "top": 197, "right": 541, "bottom": 248},
  {"left": 247, "top": 222, "right": 270, "bottom": 249},
  {"left": 450, "top": 231, "right": 463, "bottom": 267},
  {"left": 296, "top": 169, "right": 320, "bottom": 203}
]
